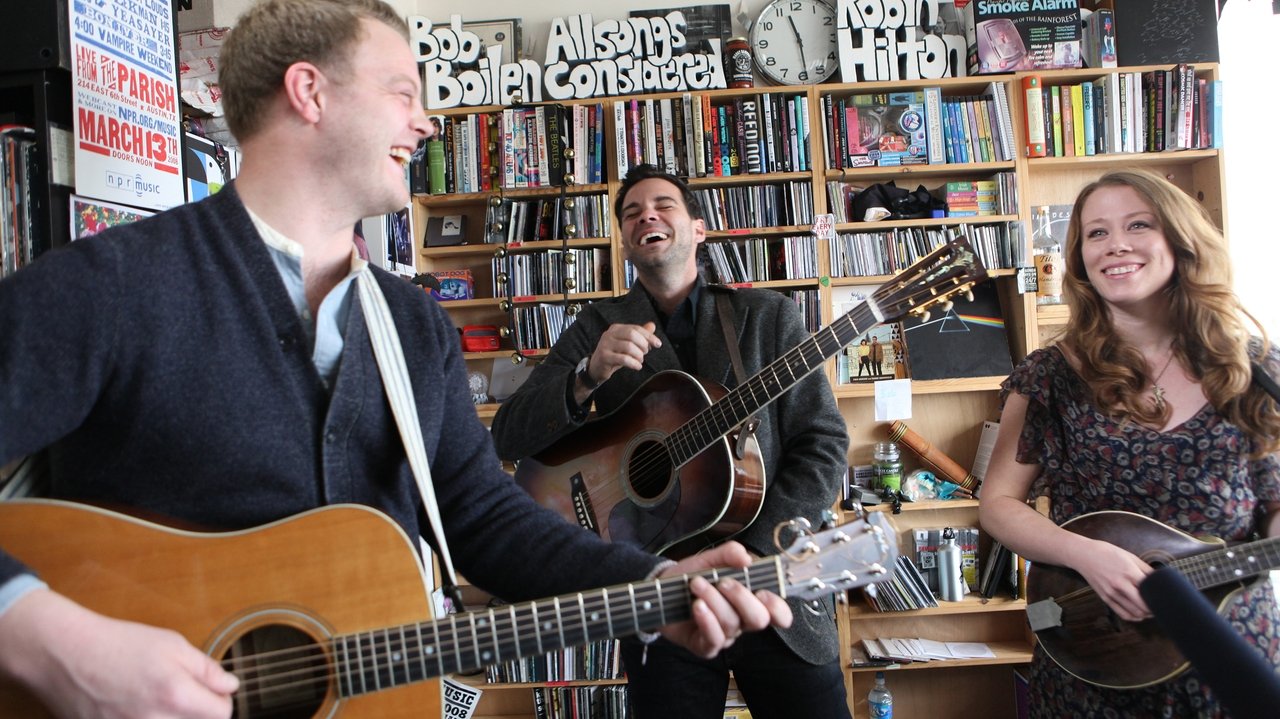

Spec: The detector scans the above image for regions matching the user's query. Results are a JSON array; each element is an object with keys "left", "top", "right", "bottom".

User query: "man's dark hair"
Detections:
[{"left": 614, "top": 164, "right": 704, "bottom": 224}]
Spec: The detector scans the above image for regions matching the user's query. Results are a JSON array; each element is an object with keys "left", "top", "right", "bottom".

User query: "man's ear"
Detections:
[
  {"left": 281, "top": 61, "right": 327, "bottom": 125},
  {"left": 692, "top": 217, "right": 706, "bottom": 245}
]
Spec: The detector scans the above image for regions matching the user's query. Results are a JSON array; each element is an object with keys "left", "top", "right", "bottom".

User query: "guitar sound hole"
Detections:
[
  {"left": 224, "top": 624, "right": 330, "bottom": 718},
  {"left": 627, "top": 439, "right": 674, "bottom": 501}
]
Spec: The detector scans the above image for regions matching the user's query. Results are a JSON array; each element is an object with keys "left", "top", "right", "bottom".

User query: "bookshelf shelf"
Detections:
[
  {"left": 824, "top": 160, "right": 1016, "bottom": 181},
  {"left": 416, "top": 62, "right": 1224, "bottom": 719},
  {"left": 1028, "top": 148, "right": 1218, "bottom": 170},
  {"left": 834, "top": 214, "right": 1019, "bottom": 233},
  {"left": 706, "top": 224, "right": 822, "bottom": 238},
  {"left": 834, "top": 376, "right": 1005, "bottom": 398}
]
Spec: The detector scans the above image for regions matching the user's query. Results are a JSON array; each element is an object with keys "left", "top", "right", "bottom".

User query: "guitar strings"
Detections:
[
  {"left": 601, "top": 266, "right": 969, "bottom": 504},
  {"left": 221, "top": 563, "right": 781, "bottom": 701}
]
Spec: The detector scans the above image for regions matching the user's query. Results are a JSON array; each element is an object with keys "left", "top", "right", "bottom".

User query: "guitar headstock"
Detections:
[
  {"left": 872, "top": 236, "right": 989, "bottom": 325},
  {"left": 777, "top": 512, "right": 897, "bottom": 601}
]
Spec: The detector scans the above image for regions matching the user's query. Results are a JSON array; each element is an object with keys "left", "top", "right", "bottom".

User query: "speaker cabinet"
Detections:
[{"left": 0, "top": 0, "right": 72, "bottom": 73}]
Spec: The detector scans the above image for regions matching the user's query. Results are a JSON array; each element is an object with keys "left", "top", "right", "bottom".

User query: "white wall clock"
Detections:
[{"left": 749, "top": 0, "right": 839, "bottom": 85}]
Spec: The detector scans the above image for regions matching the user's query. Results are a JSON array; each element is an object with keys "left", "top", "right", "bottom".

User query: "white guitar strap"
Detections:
[{"left": 356, "top": 270, "right": 463, "bottom": 605}]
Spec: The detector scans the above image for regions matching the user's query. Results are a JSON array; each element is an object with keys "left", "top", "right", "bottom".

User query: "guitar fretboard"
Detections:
[
  {"left": 1170, "top": 536, "right": 1280, "bottom": 591},
  {"left": 329, "top": 560, "right": 782, "bottom": 698}
]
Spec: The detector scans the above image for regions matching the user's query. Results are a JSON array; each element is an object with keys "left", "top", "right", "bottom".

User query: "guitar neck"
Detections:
[
  {"left": 1170, "top": 535, "right": 1280, "bottom": 592},
  {"left": 329, "top": 560, "right": 781, "bottom": 698},
  {"left": 666, "top": 300, "right": 882, "bottom": 468}
]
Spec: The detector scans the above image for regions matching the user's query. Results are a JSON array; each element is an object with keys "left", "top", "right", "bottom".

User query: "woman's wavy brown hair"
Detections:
[{"left": 1058, "top": 169, "right": 1280, "bottom": 453}]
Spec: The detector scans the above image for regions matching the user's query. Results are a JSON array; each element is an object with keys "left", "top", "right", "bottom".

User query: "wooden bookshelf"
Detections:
[{"left": 417, "top": 62, "right": 1225, "bottom": 719}]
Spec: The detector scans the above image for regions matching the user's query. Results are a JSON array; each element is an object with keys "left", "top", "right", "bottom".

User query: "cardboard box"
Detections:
[{"left": 958, "top": 0, "right": 1083, "bottom": 74}]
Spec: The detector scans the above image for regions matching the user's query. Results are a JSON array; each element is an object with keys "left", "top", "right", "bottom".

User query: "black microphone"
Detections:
[{"left": 1138, "top": 565, "right": 1280, "bottom": 718}]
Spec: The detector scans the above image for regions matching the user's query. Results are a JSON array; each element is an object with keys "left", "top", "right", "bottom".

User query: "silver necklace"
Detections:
[{"left": 1150, "top": 349, "right": 1177, "bottom": 413}]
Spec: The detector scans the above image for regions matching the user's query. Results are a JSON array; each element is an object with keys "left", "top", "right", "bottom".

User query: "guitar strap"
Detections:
[
  {"left": 356, "top": 270, "right": 464, "bottom": 608},
  {"left": 714, "top": 291, "right": 760, "bottom": 459}
]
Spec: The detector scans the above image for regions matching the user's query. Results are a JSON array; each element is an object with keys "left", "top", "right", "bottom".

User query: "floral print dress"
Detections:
[{"left": 1003, "top": 347, "right": 1280, "bottom": 718}]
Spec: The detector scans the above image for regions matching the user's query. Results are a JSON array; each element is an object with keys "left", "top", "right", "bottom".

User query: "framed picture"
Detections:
[
  {"left": 70, "top": 195, "right": 155, "bottom": 240},
  {"left": 463, "top": 18, "right": 522, "bottom": 63}
]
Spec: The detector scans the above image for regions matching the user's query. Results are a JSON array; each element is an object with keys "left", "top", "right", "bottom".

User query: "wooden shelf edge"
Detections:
[
  {"left": 834, "top": 376, "right": 1005, "bottom": 397},
  {"left": 847, "top": 593, "right": 1028, "bottom": 620}
]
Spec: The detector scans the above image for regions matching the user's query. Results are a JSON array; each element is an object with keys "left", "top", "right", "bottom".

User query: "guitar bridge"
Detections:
[{"left": 569, "top": 473, "right": 600, "bottom": 535}]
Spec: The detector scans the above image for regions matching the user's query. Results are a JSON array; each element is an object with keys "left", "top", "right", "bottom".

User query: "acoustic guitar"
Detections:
[
  {"left": 515, "top": 237, "right": 987, "bottom": 558},
  {"left": 0, "top": 498, "right": 897, "bottom": 718},
  {"left": 1025, "top": 510, "right": 1280, "bottom": 689}
]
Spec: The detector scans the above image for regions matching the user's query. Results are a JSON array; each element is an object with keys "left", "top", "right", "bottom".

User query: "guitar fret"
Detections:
[
  {"left": 653, "top": 577, "right": 666, "bottom": 625},
  {"left": 552, "top": 596, "right": 567, "bottom": 654},
  {"left": 429, "top": 614, "right": 444, "bottom": 678},
  {"left": 627, "top": 584, "right": 642, "bottom": 634},
  {"left": 414, "top": 622, "right": 429, "bottom": 682},
  {"left": 598, "top": 587, "right": 613, "bottom": 640},
  {"left": 532, "top": 600, "right": 545, "bottom": 656},
  {"left": 576, "top": 592, "right": 591, "bottom": 644},
  {"left": 449, "top": 613, "right": 464, "bottom": 675},
  {"left": 355, "top": 631, "right": 369, "bottom": 695},
  {"left": 337, "top": 635, "right": 354, "bottom": 698},
  {"left": 487, "top": 607, "right": 501, "bottom": 664}
]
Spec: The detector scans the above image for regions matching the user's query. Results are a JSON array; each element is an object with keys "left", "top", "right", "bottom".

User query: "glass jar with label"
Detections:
[
  {"left": 724, "top": 37, "right": 754, "bottom": 88},
  {"left": 873, "top": 441, "right": 902, "bottom": 493}
]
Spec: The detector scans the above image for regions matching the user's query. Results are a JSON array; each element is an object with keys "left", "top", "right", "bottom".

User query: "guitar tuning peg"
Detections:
[
  {"left": 963, "top": 285, "right": 974, "bottom": 303},
  {"left": 919, "top": 310, "right": 931, "bottom": 323},
  {"left": 494, "top": 247, "right": 507, "bottom": 258},
  {"left": 510, "top": 352, "right": 525, "bottom": 365},
  {"left": 498, "top": 326, "right": 511, "bottom": 337},
  {"left": 563, "top": 253, "right": 576, "bottom": 265},
  {"left": 819, "top": 508, "right": 837, "bottom": 530},
  {"left": 499, "top": 299, "right": 513, "bottom": 312},
  {"left": 940, "top": 300, "right": 954, "bottom": 313},
  {"left": 564, "top": 277, "right": 577, "bottom": 290}
]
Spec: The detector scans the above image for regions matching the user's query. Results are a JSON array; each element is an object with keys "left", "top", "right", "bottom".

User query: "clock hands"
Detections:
[{"left": 787, "top": 16, "right": 809, "bottom": 73}]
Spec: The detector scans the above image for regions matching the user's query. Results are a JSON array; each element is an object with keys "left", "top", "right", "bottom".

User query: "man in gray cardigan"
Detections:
[
  {"left": 0, "top": 4, "right": 790, "bottom": 717},
  {"left": 491, "top": 165, "right": 851, "bottom": 718}
]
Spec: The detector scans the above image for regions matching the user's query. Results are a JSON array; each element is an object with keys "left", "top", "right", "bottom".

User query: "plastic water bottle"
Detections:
[{"left": 868, "top": 671, "right": 893, "bottom": 718}]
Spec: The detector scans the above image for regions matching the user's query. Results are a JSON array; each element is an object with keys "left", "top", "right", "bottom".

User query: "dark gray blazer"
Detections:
[{"left": 492, "top": 280, "right": 849, "bottom": 664}]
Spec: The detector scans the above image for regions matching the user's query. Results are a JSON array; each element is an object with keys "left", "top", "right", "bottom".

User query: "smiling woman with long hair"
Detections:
[{"left": 980, "top": 169, "right": 1280, "bottom": 718}]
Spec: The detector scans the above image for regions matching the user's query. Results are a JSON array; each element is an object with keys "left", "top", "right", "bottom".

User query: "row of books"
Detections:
[
  {"left": 492, "top": 248, "right": 608, "bottom": 298},
  {"left": 1026, "top": 64, "right": 1220, "bottom": 158},
  {"left": 484, "top": 193, "right": 612, "bottom": 245},
  {"left": 691, "top": 181, "right": 815, "bottom": 232},
  {"left": 533, "top": 684, "right": 628, "bottom": 719},
  {"left": 827, "top": 223, "right": 1018, "bottom": 278},
  {"left": 1, "top": 125, "right": 40, "bottom": 280},
  {"left": 485, "top": 638, "right": 623, "bottom": 684},
  {"left": 864, "top": 555, "right": 940, "bottom": 612},
  {"left": 785, "top": 289, "right": 821, "bottom": 334},
  {"left": 416, "top": 103, "right": 607, "bottom": 196},
  {"left": 507, "top": 302, "right": 580, "bottom": 351},
  {"left": 825, "top": 171, "right": 1018, "bottom": 224},
  {"left": 703, "top": 235, "right": 819, "bottom": 285},
  {"left": 821, "top": 85, "right": 1016, "bottom": 170},
  {"left": 613, "top": 92, "right": 813, "bottom": 181}
]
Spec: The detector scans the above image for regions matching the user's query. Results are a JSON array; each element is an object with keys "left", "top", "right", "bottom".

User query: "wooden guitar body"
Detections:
[
  {"left": 512, "top": 238, "right": 987, "bottom": 559},
  {"left": 0, "top": 500, "right": 902, "bottom": 717},
  {"left": 514, "top": 370, "right": 765, "bottom": 559},
  {"left": 0, "top": 500, "right": 441, "bottom": 719},
  {"left": 1027, "top": 511, "right": 1242, "bottom": 689}
]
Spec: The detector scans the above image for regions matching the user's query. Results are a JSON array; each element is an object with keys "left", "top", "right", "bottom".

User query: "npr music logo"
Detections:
[{"left": 106, "top": 171, "right": 161, "bottom": 198}]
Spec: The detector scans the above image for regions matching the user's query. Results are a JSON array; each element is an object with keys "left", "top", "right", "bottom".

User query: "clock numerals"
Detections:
[{"left": 750, "top": 0, "right": 839, "bottom": 86}]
